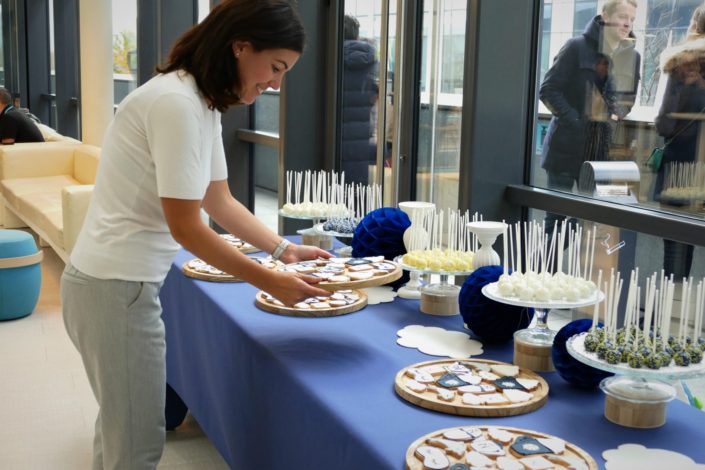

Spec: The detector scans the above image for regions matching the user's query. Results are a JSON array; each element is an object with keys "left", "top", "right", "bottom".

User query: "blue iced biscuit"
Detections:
[
  {"left": 510, "top": 436, "right": 553, "bottom": 456},
  {"left": 436, "top": 373, "right": 469, "bottom": 388}
]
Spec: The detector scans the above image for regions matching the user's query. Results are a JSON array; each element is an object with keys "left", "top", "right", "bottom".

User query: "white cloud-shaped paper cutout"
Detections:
[
  {"left": 397, "top": 325, "right": 483, "bottom": 358},
  {"left": 603, "top": 444, "right": 705, "bottom": 470},
  {"left": 363, "top": 286, "right": 398, "bottom": 305}
]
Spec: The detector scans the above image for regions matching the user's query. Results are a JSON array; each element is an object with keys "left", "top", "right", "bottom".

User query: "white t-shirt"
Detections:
[{"left": 71, "top": 71, "right": 228, "bottom": 282}]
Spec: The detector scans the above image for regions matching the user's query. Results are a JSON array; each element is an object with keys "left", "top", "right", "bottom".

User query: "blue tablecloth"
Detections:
[{"left": 161, "top": 248, "right": 705, "bottom": 469}]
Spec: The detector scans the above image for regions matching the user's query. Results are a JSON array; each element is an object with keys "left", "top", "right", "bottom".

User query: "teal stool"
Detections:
[{"left": 0, "top": 230, "right": 43, "bottom": 320}]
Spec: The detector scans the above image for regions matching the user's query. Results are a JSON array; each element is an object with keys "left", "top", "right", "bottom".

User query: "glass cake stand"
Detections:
[
  {"left": 482, "top": 282, "right": 605, "bottom": 346},
  {"left": 395, "top": 256, "right": 474, "bottom": 316},
  {"left": 566, "top": 332, "right": 705, "bottom": 428},
  {"left": 278, "top": 211, "right": 335, "bottom": 250},
  {"left": 313, "top": 222, "right": 354, "bottom": 256}
]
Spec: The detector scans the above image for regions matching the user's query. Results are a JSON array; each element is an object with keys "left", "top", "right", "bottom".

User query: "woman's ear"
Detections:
[{"left": 231, "top": 40, "right": 251, "bottom": 58}]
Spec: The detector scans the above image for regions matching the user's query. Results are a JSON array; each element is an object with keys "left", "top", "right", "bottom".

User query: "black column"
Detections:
[{"left": 53, "top": 0, "right": 80, "bottom": 138}]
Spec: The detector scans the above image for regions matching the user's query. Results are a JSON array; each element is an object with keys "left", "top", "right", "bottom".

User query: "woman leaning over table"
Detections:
[{"left": 60, "top": 1, "right": 330, "bottom": 468}]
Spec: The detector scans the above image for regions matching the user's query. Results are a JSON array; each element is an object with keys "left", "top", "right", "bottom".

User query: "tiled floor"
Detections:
[{"left": 0, "top": 239, "right": 228, "bottom": 470}]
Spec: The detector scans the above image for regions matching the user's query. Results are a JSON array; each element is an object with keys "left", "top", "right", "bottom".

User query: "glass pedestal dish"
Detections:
[
  {"left": 395, "top": 257, "right": 473, "bottom": 316},
  {"left": 567, "top": 332, "right": 705, "bottom": 428},
  {"left": 312, "top": 223, "right": 354, "bottom": 255},
  {"left": 278, "top": 211, "right": 335, "bottom": 250},
  {"left": 482, "top": 283, "right": 604, "bottom": 371}
]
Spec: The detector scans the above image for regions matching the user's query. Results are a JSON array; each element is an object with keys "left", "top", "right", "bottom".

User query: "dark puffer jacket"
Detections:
[
  {"left": 341, "top": 39, "right": 378, "bottom": 184},
  {"left": 654, "top": 36, "right": 705, "bottom": 194},
  {"left": 540, "top": 15, "right": 641, "bottom": 177}
]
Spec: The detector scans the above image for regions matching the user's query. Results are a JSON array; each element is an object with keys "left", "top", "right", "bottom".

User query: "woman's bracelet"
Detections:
[{"left": 271, "top": 239, "right": 292, "bottom": 261}]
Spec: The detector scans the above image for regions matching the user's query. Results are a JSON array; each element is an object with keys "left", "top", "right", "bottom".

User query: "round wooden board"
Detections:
[
  {"left": 182, "top": 256, "right": 283, "bottom": 283},
  {"left": 395, "top": 358, "right": 549, "bottom": 417},
  {"left": 279, "top": 258, "right": 403, "bottom": 292},
  {"left": 255, "top": 289, "right": 368, "bottom": 317},
  {"left": 405, "top": 425, "right": 598, "bottom": 470}
]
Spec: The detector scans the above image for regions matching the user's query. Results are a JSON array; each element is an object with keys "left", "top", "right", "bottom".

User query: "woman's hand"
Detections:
[
  {"left": 267, "top": 271, "right": 331, "bottom": 306},
  {"left": 280, "top": 243, "right": 332, "bottom": 264}
]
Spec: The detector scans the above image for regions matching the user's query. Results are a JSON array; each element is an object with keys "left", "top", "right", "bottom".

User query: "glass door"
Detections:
[{"left": 415, "top": 0, "right": 466, "bottom": 212}]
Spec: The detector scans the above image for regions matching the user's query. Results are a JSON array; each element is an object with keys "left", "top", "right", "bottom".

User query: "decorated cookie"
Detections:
[
  {"left": 488, "top": 427, "right": 515, "bottom": 444},
  {"left": 414, "top": 445, "right": 450, "bottom": 470},
  {"left": 510, "top": 436, "right": 554, "bottom": 456},
  {"left": 491, "top": 364, "right": 520, "bottom": 377},
  {"left": 427, "top": 438, "right": 466, "bottom": 459},
  {"left": 471, "top": 439, "right": 505, "bottom": 456}
]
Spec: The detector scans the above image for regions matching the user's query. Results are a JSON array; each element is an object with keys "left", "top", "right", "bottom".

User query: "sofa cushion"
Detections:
[
  {"left": 1, "top": 175, "right": 77, "bottom": 250},
  {"left": 1, "top": 175, "right": 79, "bottom": 209},
  {"left": 0, "top": 143, "right": 76, "bottom": 180},
  {"left": 20, "top": 191, "right": 64, "bottom": 249}
]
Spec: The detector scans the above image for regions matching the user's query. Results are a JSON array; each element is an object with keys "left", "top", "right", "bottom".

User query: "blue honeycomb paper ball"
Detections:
[
  {"left": 552, "top": 319, "right": 613, "bottom": 388},
  {"left": 351, "top": 207, "right": 410, "bottom": 259},
  {"left": 459, "top": 266, "right": 534, "bottom": 343}
]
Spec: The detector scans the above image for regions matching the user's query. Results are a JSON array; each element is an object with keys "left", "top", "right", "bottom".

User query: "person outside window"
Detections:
[
  {"left": 60, "top": 1, "right": 331, "bottom": 468},
  {"left": 340, "top": 14, "right": 379, "bottom": 185},
  {"left": 539, "top": 0, "right": 641, "bottom": 234},
  {"left": 654, "top": 3, "right": 705, "bottom": 279}
]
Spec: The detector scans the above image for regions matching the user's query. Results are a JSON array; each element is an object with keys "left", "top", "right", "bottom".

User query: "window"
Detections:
[
  {"left": 415, "top": 0, "right": 466, "bottom": 212},
  {"left": 112, "top": 0, "right": 137, "bottom": 107},
  {"left": 532, "top": 0, "right": 705, "bottom": 227}
]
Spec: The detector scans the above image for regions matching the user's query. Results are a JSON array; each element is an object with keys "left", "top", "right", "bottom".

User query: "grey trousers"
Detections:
[{"left": 61, "top": 263, "right": 166, "bottom": 470}]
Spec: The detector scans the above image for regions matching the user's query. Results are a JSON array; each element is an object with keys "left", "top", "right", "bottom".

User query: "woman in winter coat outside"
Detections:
[{"left": 654, "top": 3, "right": 705, "bottom": 279}]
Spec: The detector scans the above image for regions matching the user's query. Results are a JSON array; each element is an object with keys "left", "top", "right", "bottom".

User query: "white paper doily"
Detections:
[
  {"left": 396, "top": 325, "right": 483, "bottom": 359},
  {"left": 603, "top": 444, "right": 705, "bottom": 470},
  {"left": 363, "top": 286, "right": 398, "bottom": 305}
]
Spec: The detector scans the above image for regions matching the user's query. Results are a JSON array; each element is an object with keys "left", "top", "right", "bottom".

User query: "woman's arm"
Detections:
[
  {"left": 202, "top": 179, "right": 330, "bottom": 263},
  {"left": 162, "top": 195, "right": 330, "bottom": 305}
]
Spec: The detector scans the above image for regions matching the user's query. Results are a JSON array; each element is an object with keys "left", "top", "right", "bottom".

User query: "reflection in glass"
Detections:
[
  {"left": 532, "top": 0, "right": 705, "bottom": 225},
  {"left": 416, "top": 0, "right": 465, "bottom": 213},
  {"left": 528, "top": 209, "right": 704, "bottom": 336},
  {"left": 0, "top": 4, "right": 3, "bottom": 87},
  {"left": 112, "top": 0, "right": 138, "bottom": 106},
  {"left": 340, "top": 0, "right": 397, "bottom": 195}
]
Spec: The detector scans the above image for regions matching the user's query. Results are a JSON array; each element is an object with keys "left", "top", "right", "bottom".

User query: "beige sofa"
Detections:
[{"left": 0, "top": 142, "right": 100, "bottom": 262}]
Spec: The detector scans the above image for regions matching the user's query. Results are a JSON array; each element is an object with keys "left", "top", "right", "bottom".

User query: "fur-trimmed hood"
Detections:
[{"left": 660, "top": 35, "right": 705, "bottom": 73}]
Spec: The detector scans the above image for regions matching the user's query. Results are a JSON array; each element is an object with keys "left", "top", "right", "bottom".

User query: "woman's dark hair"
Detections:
[{"left": 156, "top": 0, "right": 305, "bottom": 112}]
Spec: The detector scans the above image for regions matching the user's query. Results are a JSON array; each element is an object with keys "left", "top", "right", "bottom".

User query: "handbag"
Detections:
[
  {"left": 647, "top": 105, "right": 705, "bottom": 172},
  {"left": 646, "top": 146, "right": 664, "bottom": 172}
]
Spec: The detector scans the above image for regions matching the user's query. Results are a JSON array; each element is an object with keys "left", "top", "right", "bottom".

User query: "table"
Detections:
[{"left": 161, "top": 247, "right": 705, "bottom": 470}]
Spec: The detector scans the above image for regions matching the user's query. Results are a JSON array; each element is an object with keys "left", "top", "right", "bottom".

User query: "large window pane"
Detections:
[
  {"left": 528, "top": 209, "right": 704, "bottom": 338},
  {"left": 416, "top": 0, "right": 465, "bottom": 212},
  {"left": 532, "top": 0, "right": 705, "bottom": 229},
  {"left": 112, "top": 0, "right": 137, "bottom": 107}
]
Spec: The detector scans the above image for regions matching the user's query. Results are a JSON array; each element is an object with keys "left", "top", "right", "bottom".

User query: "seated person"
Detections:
[{"left": 0, "top": 88, "right": 44, "bottom": 144}]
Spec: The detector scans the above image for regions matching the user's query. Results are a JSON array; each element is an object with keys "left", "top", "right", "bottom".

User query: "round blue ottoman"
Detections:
[{"left": 0, "top": 230, "right": 43, "bottom": 320}]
